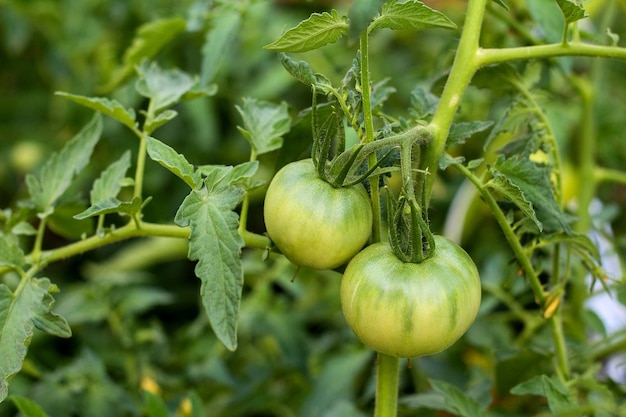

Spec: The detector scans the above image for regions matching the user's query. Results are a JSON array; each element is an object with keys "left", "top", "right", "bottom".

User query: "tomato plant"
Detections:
[
  {"left": 341, "top": 236, "right": 481, "bottom": 358},
  {"left": 264, "top": 158, "right": 373, "bottom": 270},
  {"left": 2, "top": 0, "right": 626, "bottom": 416}
]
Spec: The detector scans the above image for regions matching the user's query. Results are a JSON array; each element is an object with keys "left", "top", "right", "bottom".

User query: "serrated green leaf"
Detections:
[
  {"left": 197, "top": 161, "right": 259, "bottom": 189},
  {"left": 410, "top": 86, "right": 439, "bottom": 119},
  {"left": 26, "top": 113, "right": 102, "bottom": 215},
  {"left": 555, "top": 0, "right": 587, "bottom": 24},
  {"left": 447, "top": 121, "right": 493, "bottom": 148},
  {"left": 90, "top": 151, "right": 131, "bottom": 204},
  {"left": 486, "top": 162, "right": 542, "bottom": 232},
  {"left": 542, "top": 232, "right": 605, "bottom": 280},
  {"left": 511, "top": 375, "right": 576, "bottom": 412},
  {"left": 55, "top": 92, "right": 136, "bottom": 130},
  {"left": 174, "top": 185, "right": 244, "bottom": 351},
  {"left": 144, "top": 109, "right": 178, "bottom": 134},
  {"left": 101, "top": 17, "right": 187, "bottom": 91},
  {"left": 201, "top": 8, "right": 241, "bottom": 86},
  {"left": 429, "top": 379, "right": 486, "bottom": 417},
  {"left": 73, "top": 197, "right": 143, "bottom": 220},
  {"left": 369, "top": 0, "right": 457, "bottom": 33},
  {"left": 439, "top": 153, "right": 464, "bottom": 170},
  {"left": 278, "top": 53, "right": 334, "bottom": 94},
  {"left": 146, "top": 137, "right": 203, "bottom": 189},
  {"left": 370, "top": 78, "right": 396, "bottom": 110},
  {"left": 0, "top": 236, "right": 25, "bottom": 268},
  {"left": 135, "top": 61, "right": 197, "bottom": 113},
  {"left": 9, "top": 395, "right": 50, "bottom": 417},
  {"left": 264, "top": 10, "right": 348, "bottom": 52},
  {"left": 30, "top": 279, "right": 72, "bottom": 338},
  {"left": 236, "top": 97, "right": 291, "bottom": 155},
  {"left": 468, "top": 158, "right": 484, "bottom": 170},
  {"left": 488, "top": 156, "right": 572, "bottom": 234},
  {"left": 0, "top": 278, "right": 71, "bottom": 402}
]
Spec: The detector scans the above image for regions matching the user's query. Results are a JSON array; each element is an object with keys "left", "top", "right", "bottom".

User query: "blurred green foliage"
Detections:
[{"left": 2, "top": 0, "right": 626, "bottom": 416}]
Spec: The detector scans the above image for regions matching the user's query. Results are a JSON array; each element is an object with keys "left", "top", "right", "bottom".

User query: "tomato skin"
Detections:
[
  {"left": 340, "top": 236, "right": 481, "bottom": 357},
  {"left": 263, "top": 159, "right": 373, "bottom": 270}
]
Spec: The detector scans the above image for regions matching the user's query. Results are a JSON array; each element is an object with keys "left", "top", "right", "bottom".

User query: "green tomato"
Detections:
[
  {"left": 340, "top": 236, "right": 481, "bottom": 357},
  {"left": 263, "top": 158, "right": 373, "bottom": 270}
]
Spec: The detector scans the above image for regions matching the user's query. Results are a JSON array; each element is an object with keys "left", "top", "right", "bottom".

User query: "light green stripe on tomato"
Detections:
[{"left": 340, "top": 236, "right": 481, "bottom": 358}]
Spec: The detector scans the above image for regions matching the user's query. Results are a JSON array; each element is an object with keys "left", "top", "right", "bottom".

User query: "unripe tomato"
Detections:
[
  {"left": 340, "top": 236, "right": 481, "bottom": 357},
  {"left": 263, "top": 159, "right": 373, "bottom": 270}
]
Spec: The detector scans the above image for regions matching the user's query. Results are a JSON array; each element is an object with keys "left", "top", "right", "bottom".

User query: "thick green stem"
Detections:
[
  {"left": 570, "top": 76, "right": 596, "bottom": 232},
  {"left": 360, "top": 29, "right": 400, "bottom": 417},
  {"left": 31, "top": 216, "right": 48, "bottom": 263},
  {"left": 548, "top": 313, "right": 571, "bottom": 381},
  {"left": 595, "top": 167, "right": 626, "bottom": 186},
  {"left": 424, "top": 0, "right": 488, "bottom": 207},
  {"left": 477, "top": 42, "right": 626, "bottom": 67},
  {"left": 20, "top": 220, "right": 270, "bottom": 271},
  {"left": 238, "top": 149, "right": 257, "bottom": 235},
  {"left": 374, "top": 353, "right": 399, "bottom": 417},
  {"left": 134, "top": 133, "right": 148, "bottom": 201},
  {"left": 360, "top": 31, "right": 382, "bottom": 244}
]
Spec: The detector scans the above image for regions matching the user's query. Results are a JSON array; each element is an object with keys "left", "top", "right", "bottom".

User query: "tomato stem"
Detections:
[
  {"left": 374, "top": 353, "right": 399, "bottom": 417},
  {"left": 359, "top": 30, "right": 382, "bottom": 244},
  {"left": 423, "top": 0, "right": 487, "bottom": 209}
]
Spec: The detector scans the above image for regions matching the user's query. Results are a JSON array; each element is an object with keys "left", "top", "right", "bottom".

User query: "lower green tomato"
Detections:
[{"left": 340, "top": 236, "right": 481, "bottom": 357}]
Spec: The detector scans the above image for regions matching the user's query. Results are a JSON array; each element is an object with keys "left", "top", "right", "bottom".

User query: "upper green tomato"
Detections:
[
  {"left": 341, "top": 236, "right": 481, "bottom": 357},
  {"left": 263, "top": 158, "right": 373, "bottom": 270}
]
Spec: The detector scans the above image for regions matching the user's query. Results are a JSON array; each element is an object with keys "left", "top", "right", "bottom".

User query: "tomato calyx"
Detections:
[
  {"left": 387, "top": 189, "right": 435, "bottom": 263},
  {"left": 311, "top": 99, "right": 393, "bottom": 188},
  {"left": 310, "top": 93, "right": 431, "bottom": 189}
]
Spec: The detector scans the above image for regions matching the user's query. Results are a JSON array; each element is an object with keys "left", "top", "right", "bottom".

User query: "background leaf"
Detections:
[
  {"left": 89, "top": 151, "right": 132, "bottom": 205},
  {"left": 511, "top": 375, "right": 577, "bottom": 412},
  {"left": 429, "top": 379, "right": 486, "bottom": 417},
  {"left": 9, "top": 395, "right": 50, "bottom": 417},
  {"left": 235, "top": 97, "right": 291, "bottom": 155},
  {"left": 135, "top": 61, "right": 197, "bottom": 113},
  {"left": 101, "top": 17, "right": 186, "bottom": 91},
  {"left": 0, "top": 236, "right": 25, "bottom": 268},
  {"left": 201, "top": 7, "right": 241, "bottom": 87},
  {"left": 300, "top": 350, "right": 371, "bottom": 417},
  {"left": 55, "top": 93, "right": 136, "bottom": 130},
  {"left": 25, "top": 113, "right": 102, "bottom": 215},
  {"left": 447, "top": 121, "right": 493, "bottom": 149},
  {"left": 0, "top": 278, "right": 71, "bottom": 402}
]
